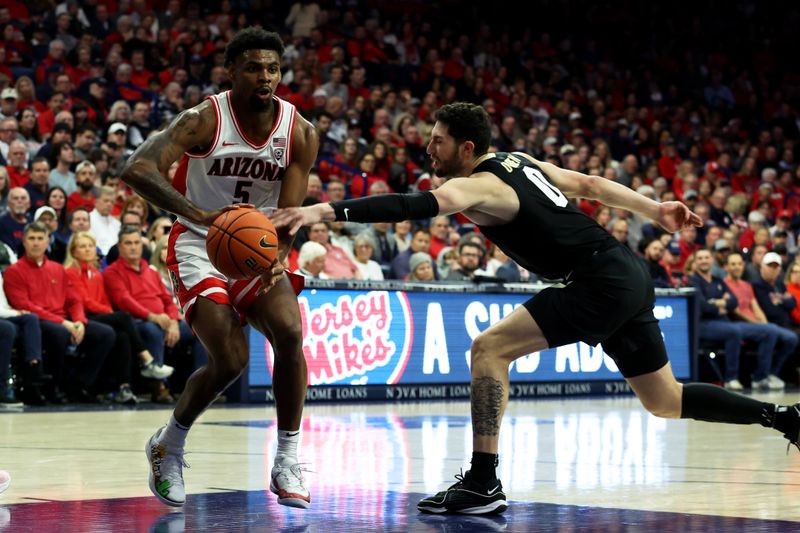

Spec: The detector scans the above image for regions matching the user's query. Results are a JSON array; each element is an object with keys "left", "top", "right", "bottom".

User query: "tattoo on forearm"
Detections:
[{"left": 471, "top": 377, "right": 505, "bottom": 436}]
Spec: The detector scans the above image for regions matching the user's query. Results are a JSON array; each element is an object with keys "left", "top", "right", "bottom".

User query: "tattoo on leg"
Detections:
[{"left": 471, "top": 377, "right": 505, "bottom": 436}]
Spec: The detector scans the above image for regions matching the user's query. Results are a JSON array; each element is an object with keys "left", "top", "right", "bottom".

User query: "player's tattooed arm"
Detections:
[
  {"left": 471, "top": 376, "right": 505, "bottom": 436},
  {"left": 122, "top": 103, "right": 217, "bottom": 225}
]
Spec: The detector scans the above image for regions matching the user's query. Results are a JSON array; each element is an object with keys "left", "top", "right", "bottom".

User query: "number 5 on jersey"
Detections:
[
  {"left": 234, "top": 180, "right": 253, "bottom": 204},
  {"left": 524, "top": 167, "right": 568, "bottom": 207}
]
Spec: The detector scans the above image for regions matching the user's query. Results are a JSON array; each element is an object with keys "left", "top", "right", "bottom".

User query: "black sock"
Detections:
[
  {"left": 681, "top": 383, "right": 775, "bottom": 426},
  {"left": 470, "top": 451, "right": 498, "bottom": 483},
  {"left": 772, "top": 405, "right": 798, "bottom": 437}
]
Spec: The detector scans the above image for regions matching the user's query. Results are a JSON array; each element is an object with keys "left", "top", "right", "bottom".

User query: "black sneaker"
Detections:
[
  {"left": 417, "top": 470, "right": 508, "bottom": 515},
  {"left": 779, "top": 403, "right": 800, "bottom": 451}
]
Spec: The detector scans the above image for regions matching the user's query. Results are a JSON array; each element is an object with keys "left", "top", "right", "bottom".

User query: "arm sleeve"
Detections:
[{"left": 330, "top": 192, "right": 440, "bottom": 223}]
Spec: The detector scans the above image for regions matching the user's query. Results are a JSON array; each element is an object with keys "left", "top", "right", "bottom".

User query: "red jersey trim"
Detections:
[
  {"left": 171, "top": 154, "right": 189, "bottom": 196},
  {"left": 286, "top": 106, "right": 298, "bottom": 165},
  {"left": 226, "top": 90, "right": 283, "bottom": 150},
  {"left": 186, "top": 94, "right": 222, "bottom": 159}
]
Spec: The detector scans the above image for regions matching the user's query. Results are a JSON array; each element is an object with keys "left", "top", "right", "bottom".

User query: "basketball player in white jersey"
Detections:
[{"left": 122, "top": 28, "right": 319, "bottom": 509}]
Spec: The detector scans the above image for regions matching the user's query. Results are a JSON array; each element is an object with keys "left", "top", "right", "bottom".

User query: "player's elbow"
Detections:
[{"left": 580, "top": 175, "right": 602, "bottom": 200}]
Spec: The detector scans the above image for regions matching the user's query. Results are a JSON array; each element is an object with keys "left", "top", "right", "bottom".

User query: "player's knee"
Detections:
[
  {"left": 213, "top": 354, "right": 248, "bottom": 383},
  {"left": 470, "top": 334, "right": 497, "bottom": 367},
  {"left": 271, "top": 323, "right": 304, "bottom": 358},
  {"left": 639, "top": 389, "right": 682, "bottom": 419}
]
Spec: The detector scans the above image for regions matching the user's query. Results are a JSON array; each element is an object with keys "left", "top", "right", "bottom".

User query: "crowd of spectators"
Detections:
[{"left": 0, "top": 1, "right": 798, "bottom": 403}]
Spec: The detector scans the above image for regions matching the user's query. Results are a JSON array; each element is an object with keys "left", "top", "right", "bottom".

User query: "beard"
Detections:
[
  {"left": 78, "top": 181, "right": 94, "bottom": 193},
  {"left": 249, "top": 94, "right": 272, "bottom": 112},
  {"left": 433, "top": 156, "right": 462, "bottom": 178}
]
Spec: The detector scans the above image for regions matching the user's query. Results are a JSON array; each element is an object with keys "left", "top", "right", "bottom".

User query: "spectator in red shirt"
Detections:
[
  {"left": 104, "top": 226, "right": 207, "bottom": 397},
  {"left": 5, "top": 140, "right": 29, "bottom": 188},
  {"left": 65, "top": 231, "right": 174, "bottom": 392},
  {"left": 4, "top": 222, "right": 114, "bottom": 403},
  {"left": 428, "top": 215, "right": 450, "bottom": 260},
  {"left": 657, "top": 139, "right": 681, "bottom": 181},
  {"left": 307, "top": 221, "right": 360, "bottom": 279},
  {"left": 67, "top": 161, "right": 98, "bottom": 214}
]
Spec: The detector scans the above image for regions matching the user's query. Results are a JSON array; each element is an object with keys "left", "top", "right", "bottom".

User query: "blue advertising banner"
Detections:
[{"left": 248, "top": 289, "right": 691, "bottom": 388}]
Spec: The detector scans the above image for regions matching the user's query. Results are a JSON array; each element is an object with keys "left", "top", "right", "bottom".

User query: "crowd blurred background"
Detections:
[{"left": 0, "top": 0, "right": 798, "bottom": 404}]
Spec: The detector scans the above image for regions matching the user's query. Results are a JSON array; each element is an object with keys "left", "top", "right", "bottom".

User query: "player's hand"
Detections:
[
  {"left": 196, "top": 203, "right": 256, "bottom": 227},
  {"left": 257, "top": 258, "right": 287, "bottom": 296},
  {"left": 271, "top": 204, "right": 327, "bottom": 236},
  {"left": 657, "top": 201, "right": 703, "bottom": 233}
]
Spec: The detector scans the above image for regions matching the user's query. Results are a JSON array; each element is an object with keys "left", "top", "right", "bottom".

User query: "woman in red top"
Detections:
[
  {"left": 785, "top": 260, "right": 800, "bottom": 327},
  {"left": 65, "top": 232, "right": 174, "bottom": 403}
]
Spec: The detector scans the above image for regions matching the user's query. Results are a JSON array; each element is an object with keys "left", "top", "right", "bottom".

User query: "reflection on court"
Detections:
[{"left": 0, "top": 395, "right": 798, "bottom": 531}]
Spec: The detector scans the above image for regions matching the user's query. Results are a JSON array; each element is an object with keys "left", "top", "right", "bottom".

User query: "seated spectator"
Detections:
[
  {"left": 428, "top": 216, "right": 450, "bottom": 260},
  {"left": 48, "top": 141, "right": 77, "bottom": 196},
  {"left": 46, "top": 186, "right": 71, "bottom": 244},
  {"left": 485, "top": 244, "right": 522, "bottom": 282},
  {"left": 297, "top": 241, "right": 328, "bottom": 278},
  {"left": 0, "top": 167, "right": 8, "bottom": 215},
  {"left": 690, "top": 249, "right": 778, "bottom": 390},
  {"left": 64, "top": 231, "right": 174, "bottom": 392},
  {"left": 150, "top": 235, "right": 177, "bottom": 304},
  {"left": 365, "top": 222, "right": 398, "bottom": 277},
  {"left": 146, "top": 216, "right": 173, "bottom": 255},
  {"left": 328, "top": 220, "right": 354, "bottom": 258},
  {"left": 89, "top": 186, "right": 121, "bottom": 257},
  {"left": 24, "top": 157, "right": 50, "bottom": 214},
  {"left": 445, "top": 241, "right": 487, "bottom": 281},
  {"left": 753, "top": 252, "right": 797, "bottom": 330},
  {"left": 353, "top": 234, "right": 384, "bottom": 280},
  {"left": 711, "top": 238, "right": 732, "bottom": 279},
  {"left": 104, "top": 225, "right": 206, "bottom": 402},
  {"left": 437, "top": 246, "right": 459, "bottom": 279},
  {"left": 0, "top": 271, "right": 45, "bottom": 405},
  {"left": 409, "top": 252, "right": 435, "bottom": 281},
  {"left": 66, "top": 161, "right": 98, "bottom": 214},
  {"left": 743, "top": 244, "right": 768, "bottom": 282},
  {"left": 33, "top": 206, "right": 67, "bottom": 264},
  {"left": 104, "top": 210, "right": 153, "bottom": 266},
  {"left": 639, "top": 238, "right": 671, "bottom": 288},
  {"left": 307, "top": 221, "right": 359, "bottom": 279},
  {"left": 391, "top": 228, "right": 435, "bottom": 280},
  {"left": 392, "top": 220, "right": 412, "bottom": 253},
  {"left": 4, "top": 222, "right": 115, "bottom": 403},
  {"left": 724, "top": 252, "right": 796, "bottom": 390},
  {"left": 0, "top": 187, "right": 30, "bottom": 254},
  {"left": 6, "top": 140, "right": 30, "bottom": 188}
]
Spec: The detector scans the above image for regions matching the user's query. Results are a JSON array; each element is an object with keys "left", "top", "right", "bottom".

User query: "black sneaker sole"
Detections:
[{"left": 417, "top": 499, "right": 508, "bottom": 515}]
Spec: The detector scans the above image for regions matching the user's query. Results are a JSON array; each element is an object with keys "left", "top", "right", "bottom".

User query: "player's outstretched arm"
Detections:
[
  {"left": 521, "top": 154, "right": 702, "bottom": 232},
  {"left": 122, "top": 103, "right": 240, "bottom": 226},
  {"left": 271, "top": 176, "right": 491, "bottom": 235}
]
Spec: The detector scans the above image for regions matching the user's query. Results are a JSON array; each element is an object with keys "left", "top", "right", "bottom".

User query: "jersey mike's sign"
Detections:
[{"left": 249, "top": 289, "right": 692, "bottom": 389}]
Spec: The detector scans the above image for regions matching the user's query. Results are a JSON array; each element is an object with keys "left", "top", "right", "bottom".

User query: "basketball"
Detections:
[{"left": 206, "top": 208, "right": 279, "bottom": 279}]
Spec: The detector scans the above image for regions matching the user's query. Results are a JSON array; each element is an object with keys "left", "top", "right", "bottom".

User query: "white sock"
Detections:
[
  {"left": 158, "top": 415, "right": 190, "bottom": 450},
  {"left": 275, "top": 429, "right": 300, "bottom": 465}
]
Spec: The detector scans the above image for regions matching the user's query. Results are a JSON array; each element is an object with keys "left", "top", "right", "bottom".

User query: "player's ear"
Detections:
[{"left": 461, "top": 140, "right": 475, "bottom": 157}]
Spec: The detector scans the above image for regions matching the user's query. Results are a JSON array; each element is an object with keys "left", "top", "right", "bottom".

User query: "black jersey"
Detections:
[{"left": 474, "top": 152, "right": 618, "bottom": 280}]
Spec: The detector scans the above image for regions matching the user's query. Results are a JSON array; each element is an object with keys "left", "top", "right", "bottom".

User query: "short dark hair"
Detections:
[
  {"left": 31, "top": 156, "right": 49, "bottom": 169},
  {"left": 118, "top": 224, "right": 142, "bottom": 241},
  {"left": 24, "top": 221, "right": 49, "bottom": 236},
  {"left": 224, "top": 28, "right": 284, "bottom": 67},
  {"left": 434, "top": 102, "right": 493, "bottom": 156}
]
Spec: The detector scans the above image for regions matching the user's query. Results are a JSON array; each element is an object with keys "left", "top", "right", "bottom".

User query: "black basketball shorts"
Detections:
[{"left": 524, "top": 245, "right": 669, "bottom": 378}]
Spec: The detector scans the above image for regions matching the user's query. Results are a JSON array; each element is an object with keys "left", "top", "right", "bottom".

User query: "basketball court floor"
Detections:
[{"left": 2, "top": 392, "right": 800, "bottom": 532}]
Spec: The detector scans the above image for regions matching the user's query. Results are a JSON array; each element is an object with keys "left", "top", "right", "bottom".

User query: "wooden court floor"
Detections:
[{"left": 1, "top": 393, "right": 800, "bottom": 532}]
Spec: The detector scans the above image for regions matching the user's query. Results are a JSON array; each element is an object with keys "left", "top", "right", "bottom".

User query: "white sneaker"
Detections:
[
  {"left": 0, "top": 470, "right": 9, "bottom": 494},
  {"left": 767, "top": 374, "right": 786, "bottom": 390},
  {"left": 724, "top": 379, "right": 744, "bottom": 391},
  {"left": 141, "top": 362, "right": 174, "bottom": 379},
  {"left": 146, "top": 427, "right": 187, "bottom": 506},
  {"left": 270, "top": 461, "right": 311, "bottom": 509},
  {"left": 751, "top": 377, "right": 772, "bottom": 391}
]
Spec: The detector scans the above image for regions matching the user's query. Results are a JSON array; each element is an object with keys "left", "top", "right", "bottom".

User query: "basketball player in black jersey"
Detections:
[{"left": 272, "top": 102, "right": 800, "bottom": 515}]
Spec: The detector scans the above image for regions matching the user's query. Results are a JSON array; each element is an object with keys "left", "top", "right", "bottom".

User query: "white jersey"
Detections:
[{"left": 173, "top": 91, "right": 298, "bottom": 236}]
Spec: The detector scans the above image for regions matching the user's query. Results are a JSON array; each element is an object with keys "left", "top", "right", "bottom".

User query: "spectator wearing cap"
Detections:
[
  {"left": 662, "top": 239, "right": 686, "bottom": 286},
  {"left": 33, "top": 205, "right": 67, "bottom": 264},
  {"left": 722, "top": 252, "right": 794, "bottom": 390},
  {"left": 753, "top": 252, "right": 799, "bottom": 329},
  {"left": 771, "top": 209, "right": 797, "bottom": 255},
  {"left": 739, "top": 210, "right": 768, "bottom": 253},
  {"left": 711, "top": 238, "right": 732, "bottom": 279},
  {"left": 0, "top": 88, "right": 18, "bottom": 121},
  {"left": 0, "top": 187, "right": 30, "bottom": 255},
  {"left": 390, "top": 228, "right": 437, "bottom": 280},
  {"left": 409, "top": 252, "right": 435, "bottom": 281}
]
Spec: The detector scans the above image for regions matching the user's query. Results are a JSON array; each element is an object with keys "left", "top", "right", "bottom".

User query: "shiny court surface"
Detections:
[{"left": 2, "top": 394, "right": 800, "bottom": 532}]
